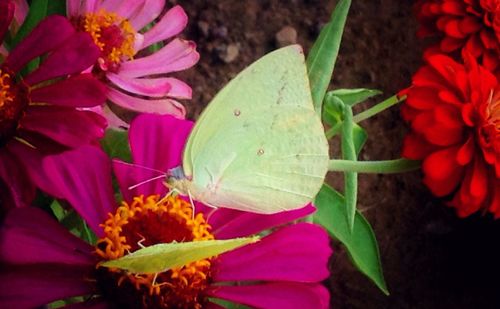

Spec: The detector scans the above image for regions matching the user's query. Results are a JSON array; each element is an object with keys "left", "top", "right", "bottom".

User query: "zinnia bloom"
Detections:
[
  {"left": 0, "top": 114, "right": 332, "bottom": 308},
  {"left": 0, "top": 9, "right": 107, "bottom": 208},
  {"left": 401, "top": 52, "right": 500, "bottom": 217},
  {"left": 67, "top": 0, "right": 200, "bottom": 126},
  {"left": 414, "top": 0, "right": 500, "bottom": 73}
]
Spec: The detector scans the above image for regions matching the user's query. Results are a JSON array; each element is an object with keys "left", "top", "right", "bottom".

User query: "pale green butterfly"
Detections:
[
  {"left": 99, "top": 237, "right": 259, "bottom": 274},
  {"left": 167, "top": 44, "right": 329, "bottom": 214}
]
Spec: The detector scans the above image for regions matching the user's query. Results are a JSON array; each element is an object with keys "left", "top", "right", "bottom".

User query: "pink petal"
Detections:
[
  {"left": 106, "top": 72, "right": 172, "bottom": 98},
  {"left": 21, "top": 105, "right": 107, "bottom": 148},
  {"left": 211, "top": 204, "right": 315, "bottom": 239},
  {"left": 24, "top": 32, "right": 100, "bottom": 86},
  {"left": 0, "top": 1, "right": 14, "bottom": 43},
  {"left": 113, "top": 114, "right": 193, "bottom": 200},
  {"left": 141, "top": 5, "right": 188, "bottom": 49},
  {"left": 0, "top": 264, "right": 94, "bottom": 308},
  {"left": 30, "top": 74, "right": 106, "bottom": 107},
  {"left": 0, "top": 147, "right": 35, "bottom": 208},
  {"left": 90, "top": 104, "right": 129, "bottom": 130},
  {"left": 66, "top": 0, "right": 82, "bottom": 17},
  {"left": 119, "top": 38, "right": 199, "bottom": 78},
  {"left": 42, "top": 146, "right": 116, "bottom": 236},
  {"left": 107, "top": 87, "right": 186, "bottom": 116},
  {"left": 207, "top": 283, "right": 330, "bottom": 309},
  {"left": 12, "top": 0, "right": 28, "bottom": 30},
  {"left": 0, "top": 207, "right": 95, "bottom": 265},
  {"left": 109, "top": 0, "right": 145, "bottom": 20},
  {"left": 83, "top": 0, "right": 99, "bottom": 12},
  {"left": 5, "top": 15, "right": 75, "bottom": 73},
  {"left": 213, "top": 223, "right": 331, "bottom": 282},
  {"left": 129, "top": 0, "right": 165, "bottom": 31},
  {"left": 161, "top": 77, "right": 192, "bottom": 99}
]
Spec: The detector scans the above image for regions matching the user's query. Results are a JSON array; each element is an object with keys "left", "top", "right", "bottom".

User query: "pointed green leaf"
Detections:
[
  {"left": 100, "top": 129, "right": 131, "bottom": 161},
  {"left": 341, "top": 104, "right": 357, "bottom": 232},
  {"left": 314, "top": 185, "right": 389, "bottom": 295},
  {"left": 326, "top": 88, "right": 382, "bottom": 107},
  {"left": 100, "top": 237, "right": 260, "bottom": 274},
  {"left": 47, "top": 0, "right": 66, "bottom": 15},
  {"left": 307, "top": 0, "right": 351, "bottom": 116}
]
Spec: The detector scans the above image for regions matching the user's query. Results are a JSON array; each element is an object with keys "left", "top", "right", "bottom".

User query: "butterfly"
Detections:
[{"left": 166, "top": 45, "right": 329, "bottom": 214}]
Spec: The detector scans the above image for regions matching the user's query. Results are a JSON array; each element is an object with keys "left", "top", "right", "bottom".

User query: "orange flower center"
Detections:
[
  {"left": 79, "top": 9, "right": 135, "bottom": 71},
  {"left": 0, "top": 68, "right": 28, "bottom": 146},
  {"left": 95, "top": 194, "right": 214, "bottom": 308}
]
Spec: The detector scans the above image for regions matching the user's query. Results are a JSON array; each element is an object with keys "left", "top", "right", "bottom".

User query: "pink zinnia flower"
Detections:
[
  {"left": 0, "top": 114, "right": 332, "bottom": 308},
  {"left": 0, "top": 7, "right": 107, "bottom": 208},
  {"left": 67, "top": 0, "right": 200, "bottom": 126}
]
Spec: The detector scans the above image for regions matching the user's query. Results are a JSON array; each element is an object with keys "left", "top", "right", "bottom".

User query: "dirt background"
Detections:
[{"left": 173, "top": 0, "right": 500, "bottom": 308}]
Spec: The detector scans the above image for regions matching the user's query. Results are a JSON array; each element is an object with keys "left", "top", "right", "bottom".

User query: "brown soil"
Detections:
[{"left": 174, "top": 0, "right": 500, "bottom": 308}]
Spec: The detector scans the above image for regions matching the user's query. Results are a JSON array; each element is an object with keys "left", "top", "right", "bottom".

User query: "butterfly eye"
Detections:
[
  {"left": 233, "top": 109, "right": 241, "bottom": 116},
  {"left": 257, "top": 149, "right": 265, "bottom": 156}
]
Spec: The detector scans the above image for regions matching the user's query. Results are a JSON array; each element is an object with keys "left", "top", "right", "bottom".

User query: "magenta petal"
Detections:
[
  {"left": 0, "top": 147, "right": 35, "bottom": 208},
  {"left": 212, "top": 223, "right": 331, "bottom": 282},
  {"left": 207, "top": 283, "right": 330, "bottom": 309},
  {"left": 211, "top": 204, "right": 315, "bottom": 239},
  {"left": 114, "top": 114, "right": 193, "bottom": 198},
  {"left": 107, "top": 87, "right": 186, "bottom": 116},
  {"left": 24, "top": 32, "right": 100, "bottom": 85},
  {"left": 0, "top": 1, "right": 14, "bottom": 43},
  {"left": 66, "top": 0, "right": 81, "bottom": 17},
  {"left": 43, "top": 146, "right": 116, "bottom": 236},
  {"left": 21, "top": 105, "right": 106, "bottom": 148},
  {"left": 30, "top": 74, "right": 106, "bottom": 107},
  {"left": 0, "top": 264, "right": 94, "bottom": 308},
  {"left": 129, "top": 0, "right": 165, "bottom": 31},
  {"left": 5, "top": 15, "right": 75, "bottom": 73},
  {"left": 141, "top": 5, "right": 188, "bottom": 49},
  {"left": 106, "top": 73, "right": 172, "bottom": 98},
  {"left": 120, "top": 38, "right": 199, "bottom": 78},
  {"left": 0, "top": 207, "right": 95, "bottom": 265}
]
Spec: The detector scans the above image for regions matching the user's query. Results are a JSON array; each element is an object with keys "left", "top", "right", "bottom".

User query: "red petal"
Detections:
[
  {"left": 0, "top": 0, "right": 14, "bottom": 43},
  {"left": 422, "top": 147, "right": 464, "bottom": 196}
]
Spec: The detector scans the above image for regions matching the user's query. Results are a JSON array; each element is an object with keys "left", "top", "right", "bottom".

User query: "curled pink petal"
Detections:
[
  {"left": 106, "top": 73, "right": 171, "bottom": 98},
  {"left": 129, "top": 0, "right": 165, "bottom": 31},
  {"left": 12, "top": 0, "right": 28, "bottom": 31},
  {"left": 24, "top": 32, "right": 100, "bottom": 86},
  {"left": 107, "top": 87, "right": 186, "bottom": 116},
  {"left": 5, "top": 15, "right": 75, "bottom": 73},
  {"left": 119, "top": 38, "right": 199, "bottom": 78},
  {"left": 30, "top": 74, "right": 107, "bottom": 107},
  {"left": 141, "top": 5, "right": 188, "bottom": 49}
]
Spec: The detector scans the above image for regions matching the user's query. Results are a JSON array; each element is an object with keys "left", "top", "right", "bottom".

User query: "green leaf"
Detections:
[
  {"left": 314, "top": 185, "right": 389, "bottom": 295},
  {"left": 100, "top": 237, "right": 260, "bottom": 274},
  {"left": 210, "top": 299, "right": 252, "bottom": 309},
  {"left": 326, "top": 88, "right": 382, "bottom": 107},
  {"left": 322, "top": 95, "right": 344, "bottom": 127},
  {"left": 100, "top": 129, "right": 131, "bottom": 161},
  {"left": 306, "top": 0, "right": 351, "bottom": 116},
  {"left": 341, "top": 104, "right": 357, "bottom": 232},
  {"left": 49, "top": 199, "right": 67, "bottom": 221},
  {"left": 11, "top": 0, "right": 49, "bottom": 48},
  {"left": 352, "top": 123, "right": 367, "bottom": 156}
]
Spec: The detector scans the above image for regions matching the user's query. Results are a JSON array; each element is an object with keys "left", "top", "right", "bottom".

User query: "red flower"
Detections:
[
  {"left": 415, "top": 0, "right": 500, "bottom": 73},
  {"left": 0, "top": 6, "right": 107, "bottom": 209},
  {"left": 402, "top": 52, "right": 500, "bottom": 217}
]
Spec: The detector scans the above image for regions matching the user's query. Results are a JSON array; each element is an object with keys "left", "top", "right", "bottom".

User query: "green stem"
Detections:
[
  {"left": 325, "top": 94, "right": 405, "bottom": 139},
  {"left": 328, "top": 158, "right": 420, "bottom": 174}
]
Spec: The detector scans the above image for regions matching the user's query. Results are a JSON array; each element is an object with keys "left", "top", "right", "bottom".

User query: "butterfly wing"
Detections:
[{"left": 182, "top": 45, "right": 329, "bottom": 214}]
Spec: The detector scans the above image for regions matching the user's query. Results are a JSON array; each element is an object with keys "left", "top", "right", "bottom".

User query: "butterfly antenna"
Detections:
[
  {"left": 187, "top": 189, "right": 196, "bottom": 220},
  {"left": 114, "top": 160, "right": 167, "bottom": 175},
  {"left": 128, "top": 174, "right": 166, "bottom": 190}
]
